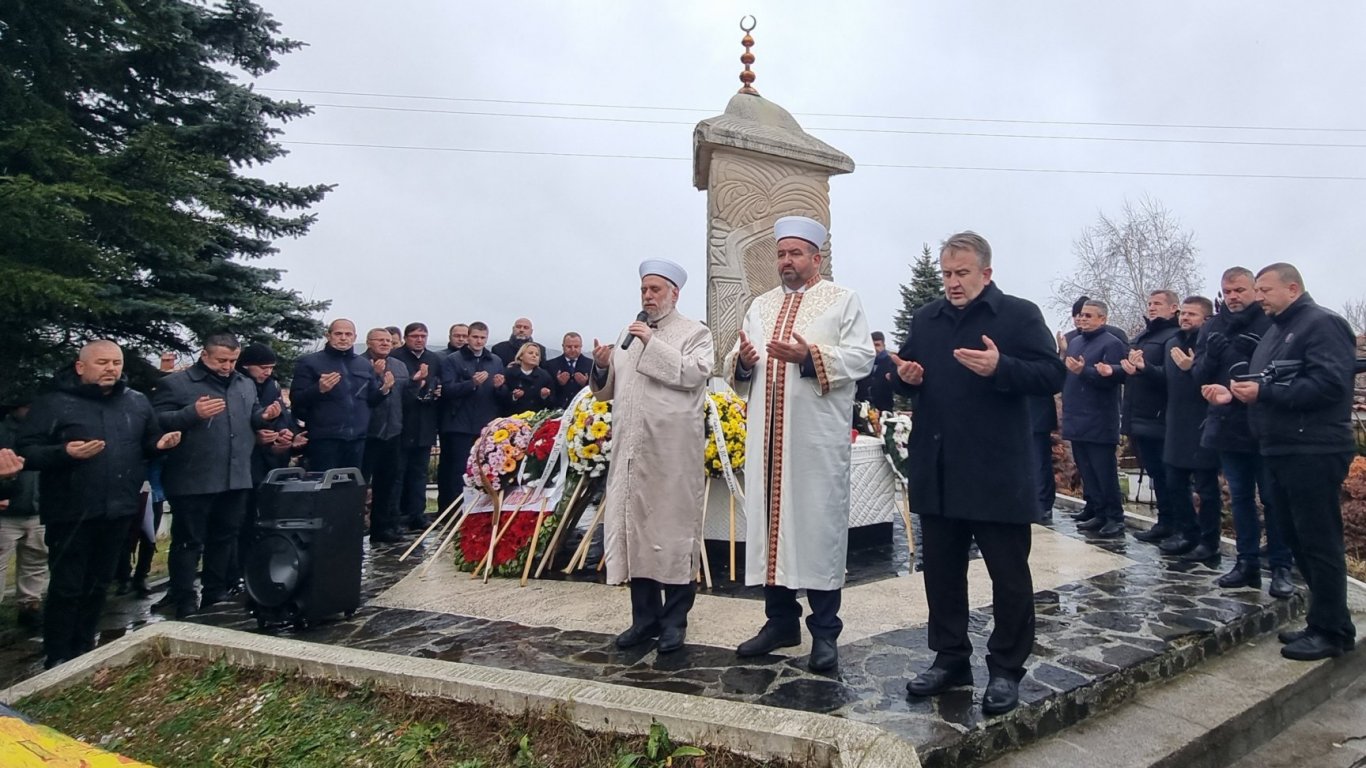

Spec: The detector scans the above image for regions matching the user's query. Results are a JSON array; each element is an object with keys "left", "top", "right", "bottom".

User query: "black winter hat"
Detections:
[{"left": 239, "top": 343, "right": 278, "bottom": 367}]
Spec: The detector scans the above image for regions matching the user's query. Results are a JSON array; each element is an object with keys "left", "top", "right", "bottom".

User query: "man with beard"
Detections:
[
  {"left": 18, "top": 341, "right": 182, "bottom": 667},
  {"left": 895, "top": 232, "right": 1065, "bottom": 715},
  {"left": 362, "top": 328, "right": 409, "bottom": 544},
  {"left": 1120, "top": 291, "right": 1180, "bottom": 545},
  {"left": 1194, "top": 267, "right": 1292, "bottom": 597},
  {"left": 154, "top": 334, "right": 280, "bottom": 618},
  {"left": 390, "top": 322, "right": 444, "bottom": 529},
  {"left": 591, "top": 259, "right": 713, "bottom": 653},
  {"left": 438, "top": 322, "right": 505, "bottom": 510},
  {"left": 1134, "top": 298, "right": 1222, "bottom": 563},
  {"left": 728, "top": 215, "right": 875, "bottom": 673},
  {"left": 491, "top": 318, "right": 546, "bottom": 366},
  {"left": 1214, "top": 264, "right": 1356, "bottom": 660},
  {"left": 543, "top": 332, "right": 593, "bottom": 409}
]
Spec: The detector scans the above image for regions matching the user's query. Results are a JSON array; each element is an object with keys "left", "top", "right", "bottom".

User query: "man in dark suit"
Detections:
[
  {"left": 895, "top": 232, "right": 1066, "bottom": 716},
  {"left": 1215, "top": 263, "right": 1357, "bottom": 661},
  {"left": 856, "top": 331, "right": 897, "bottom": 412},
  {"left": 390, "top": 322, "right": 444, "bottom": 529},
  {"left": 542, "top": 332, "right": 593, "bottom": 409}
]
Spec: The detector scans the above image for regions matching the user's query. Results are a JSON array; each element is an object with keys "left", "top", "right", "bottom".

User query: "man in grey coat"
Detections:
[
  {"left": 362, "top": 327, "right": 407, "bottom": 544},
  {"left": 153, "top": 333, "right": 278, "bottom": 618}
]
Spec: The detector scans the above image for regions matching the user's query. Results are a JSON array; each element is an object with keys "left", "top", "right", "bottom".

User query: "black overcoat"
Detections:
[
  {"left": 541, "top": 353, "right": 593, "bottom": 409},
  {"left": 1151, "top": 329, "right": 1218, "bottom": 470},
  {"left": 895, "top": 283, "right": 1066, "bottom": 524},
  {"left": 1120, "top": 316, "right": 1179, "bottom": 438}
]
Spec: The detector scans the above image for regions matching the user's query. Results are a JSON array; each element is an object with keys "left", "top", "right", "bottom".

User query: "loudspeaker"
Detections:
[{"left": 245, "top": 467, "right": 365, "bottom": 629}]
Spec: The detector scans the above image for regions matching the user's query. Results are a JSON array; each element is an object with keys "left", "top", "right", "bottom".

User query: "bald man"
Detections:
[
  {"left": 290, "top": 319, "right": 391, "bottom": 472},
  {"left": 18, "top": 341, "right": 181, "bottom": 669},
  {"left": 490, "top": 317, "right": 546, "bottom": 367}
]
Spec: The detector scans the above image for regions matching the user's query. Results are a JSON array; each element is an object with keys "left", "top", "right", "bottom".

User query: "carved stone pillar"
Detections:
[{"left": 694, "top": 93, "right": 854, "bottom": 368}]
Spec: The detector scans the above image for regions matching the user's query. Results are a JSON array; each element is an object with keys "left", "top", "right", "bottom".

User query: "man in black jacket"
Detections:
[
  {"left": 230, "top": 343, "right": 295, "bottom": 589},
  {"left": 438, "top": 321, "right": 505, "bottom": 512},
  {"left": 542, "top": 332, "right": 593, "bottom": 409},
  {"left": 153, "top": 333, "right": 278, "bottom": 618},
  {"left": 895, "top": 232, "right": 1066, "bottom": 716},
  {"left": 1136, "top": 297, "right": 1223, "bottom": 563},
  {"left": 362, "top": 328, "right": 409, "bottom": 543},
  {"left": 1219, "top": 263, "right": 1356, "bottom": 661},
  {"left": 290, "top": 319, "right": 391, "bottom": 472},
  {"left": 1120, "top": 291, "right": 1181, "bottom": 545},
  {"left": 1194, "top": 267, "right": 1293, "bottom": 597},
  {"left": 390, "top": 322, "right": 444, "bottom": 529},
  {"left": 18, "top": 341, "right": 181, "bottom": 667},
  {"left": 856, "top": 331, "right": 897, "bottom": 413},
  {"left": 490, "top": 317, "right": 546, "bottom": 366}
]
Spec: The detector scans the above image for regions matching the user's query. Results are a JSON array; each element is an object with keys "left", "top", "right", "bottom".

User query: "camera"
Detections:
[{"left": 1232, "top": 359, "right": 1303, "bottom": 385}]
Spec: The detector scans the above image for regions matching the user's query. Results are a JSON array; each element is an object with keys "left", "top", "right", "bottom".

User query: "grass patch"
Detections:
[{"left": 16, "top": 653, "right": 802, "bottom": 768}]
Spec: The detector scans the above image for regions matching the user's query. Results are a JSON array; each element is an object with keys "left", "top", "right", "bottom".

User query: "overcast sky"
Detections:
[{"left": 248, "top": 1, "right": 1366, "bottom": 353}]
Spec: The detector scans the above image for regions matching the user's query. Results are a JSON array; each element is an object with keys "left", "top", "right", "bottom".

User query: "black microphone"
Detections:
[{"left": 621, "top": 311, "right": 650, "bottom": 350}]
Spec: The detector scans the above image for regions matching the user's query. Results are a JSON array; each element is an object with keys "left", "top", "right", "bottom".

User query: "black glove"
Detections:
[
  {"left": 1204, "top": 331, "right": 1229, "bottom": 359},
  {"left": 1232, "top": 332, "right": 1262, "bottom": 356}
]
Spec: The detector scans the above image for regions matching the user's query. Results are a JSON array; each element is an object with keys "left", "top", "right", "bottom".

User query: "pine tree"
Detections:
[
  {"left": 892, "top": 243, "right": 944, "bottom": 345},
  {"left": 0, "top": 0, "right": 332, "bottom": 396}
]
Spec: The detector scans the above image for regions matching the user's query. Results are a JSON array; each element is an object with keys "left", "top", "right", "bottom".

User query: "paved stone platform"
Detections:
[{"left": 0, "top": 507, "right": 1306, "bottom": 767}]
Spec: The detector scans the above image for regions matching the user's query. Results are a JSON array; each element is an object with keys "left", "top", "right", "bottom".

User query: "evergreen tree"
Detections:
[
  {"left": 892, "top": 243, "right": 944, "bottom": 345},
  {"left": 0, "top": 0, "right": 332, "bottom": 396}
]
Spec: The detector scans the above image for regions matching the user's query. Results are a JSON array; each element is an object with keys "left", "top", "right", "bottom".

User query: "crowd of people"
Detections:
[{"left": 0, "top": 221, "right": 1358, "bottom": 719}]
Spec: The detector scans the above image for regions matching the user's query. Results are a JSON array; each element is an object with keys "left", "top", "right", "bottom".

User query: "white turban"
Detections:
[
  {"left": 774, "top": 215, "right": 827, "bottom": 249},
  {"left": 639, "top": 258, "right": 687, "bottom": 288}
]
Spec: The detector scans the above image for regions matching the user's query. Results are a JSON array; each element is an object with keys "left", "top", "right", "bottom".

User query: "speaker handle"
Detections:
[
  {"left": 265, "top": 467, "right": 307, "bottom": 485},
  {"left": 319, "top": 467, "right": 364, "bottom": 488}
]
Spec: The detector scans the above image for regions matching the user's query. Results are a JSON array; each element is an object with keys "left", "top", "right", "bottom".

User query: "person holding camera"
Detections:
[
  {"left": 1194, "top": 267, "right": 1293, "bottom": 597},
  {"left": 1207, "top": 263, "right": 1357, "bottom": 661}
]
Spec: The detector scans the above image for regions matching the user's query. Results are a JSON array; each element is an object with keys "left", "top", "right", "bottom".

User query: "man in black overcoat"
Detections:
[{"left": 894, "top": 232, "right": 1066, "bottom": 716}]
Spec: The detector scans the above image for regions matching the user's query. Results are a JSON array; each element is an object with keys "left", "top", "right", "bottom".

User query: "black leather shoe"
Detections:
[
  {"left": 615, "top": 622, "right": 661, "bottom": 649},
  {"left": 809, "top": 637, "right": 838, "bottom": 672},
  {"left": 1217, "top": 560, "right": 1261, "bottom": 589},
  {"left": 1096, "top": 521, "right": 1125, "bottom": 538},
  {"left": 736, "top": 625, "right": 801, "bottom": 657},
  {"left": 1076, "top": 517, "right": 1106, "bottom": 531},
  {"left": 151, "top": 594, "right": 177, "bottom": 613},
  {"left": 174, "top": 600, "right": 198, "bottom": 620},
  {"left": 906, "top": 663, "right": 973, "bottom": 697},
  {"left": 131, "top": 577, "right": 154, "bottom": 597},
  {"left": 657, "top": 627, "right": 686, "bottom": 653},
  {"left": 1278, "top": 625, "right": 1310, "bottom": 644},
  {"left": 114, "top": 580, "right": 131, "bottom": 596},
  {"left": 370, "top": 530, "right": 405, "bottom": 544},
  {"left": 1035, "top": 512, "right": 1054, "bottom": 526},
  {"left": 1281, "top": 630, "right": 1347, "bottom": 661},
  {"left": 200, "top": 590, "right": 229, "bottom": 608},
  {"left": 1159, "top": 535, "right": 1197, "bottom": 556},
  {"left": 1179, "top": 543, "right": 1220, "bottom": 565},
  {"left": 1269, "top": 567, "right": 1295, "bottom": 599},
  {"left": 1072, "top": 508, "right": 1096, "bottom": 521},
  {"left": 1134, "top": 524, "right": 1172, "bottom": 543},
  {"left": 982, "top": 675, "right": 1020, "bottom": 715}
]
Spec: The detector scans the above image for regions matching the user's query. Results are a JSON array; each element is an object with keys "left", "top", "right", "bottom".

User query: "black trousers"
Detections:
[
  {"left": 306, "top": 438, "right": 365, "bottom": 473},
  {"left": 399, "top": 444, "right": 434, "bottom": 524},
  {"left": 1266, "top": 452, "right": 1356, "bottom": 644},
  {"left": 1072, "top": 440, "right": 1124, "bottom": 523},
  {"left": 920, "top": 513, "right": 1035, "bottom": 679},
  {"left": 44, "top": 517, "right": 127, "bottom": 665},
  {"left": 116, "top": 499, "right": 164, "bottom": 585},
  {"left": 1166, "top": 465, "right": 1222, "bottom": 547},
  {"left": 1031, "top": 432, "right": 1056, "bottom": 516},
  {"left": 363, "top": 435, "right": 402, "bottom": 535},
  {"left": 1131, "top": 435, "right": 1173, "bottom": 526},
  {"left": 762, "top": 585, "right": 843, "bottom": 641},
  {"left": 437, "top": 432, "right": 476, "bottom": 513},
  {"left": 167, "top": 490, "right": 249, "bottom": 603},
  {"left": 628, "top": 578, "right": 696, "bottom": 631}
]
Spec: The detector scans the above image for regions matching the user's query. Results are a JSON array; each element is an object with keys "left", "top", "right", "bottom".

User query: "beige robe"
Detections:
[
  {"left": 727, "top": 278, "right": 874, "bottom": 591},
  {"left": 591, "top": 309, "right": 714, "bottom": 585}
]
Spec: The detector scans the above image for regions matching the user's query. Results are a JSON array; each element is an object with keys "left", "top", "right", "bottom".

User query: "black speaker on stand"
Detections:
[{"left": 245, "top": 467, "right": 365, "bottom": 629}]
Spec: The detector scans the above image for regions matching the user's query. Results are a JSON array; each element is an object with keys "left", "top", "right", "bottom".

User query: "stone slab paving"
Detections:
[{"left": 0, "top": 506, "right": 1307, "bottom": 767}]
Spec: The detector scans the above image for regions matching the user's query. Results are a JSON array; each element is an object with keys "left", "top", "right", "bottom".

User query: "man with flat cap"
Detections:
[
  {"left": 728, "top": 215, "right": 875, "bottom": 672},
  {"left": 591, "top": 258, "right": 714, "bottom": 653}
]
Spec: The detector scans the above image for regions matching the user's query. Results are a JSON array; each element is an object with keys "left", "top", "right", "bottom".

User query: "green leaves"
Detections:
[
  {"left": 0, "top": 0, "right": 331, "bottom": 399},
  {"left": 615, "top": 721, "right": 708, "bottom": 768}
]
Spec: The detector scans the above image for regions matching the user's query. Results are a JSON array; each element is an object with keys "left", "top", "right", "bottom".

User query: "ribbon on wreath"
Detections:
[
  {"left": 706, "top": 394, "right": 744, "bottom": 502},
  {"left": 525, "top": 386, "right": 593, "bottom": 493}
]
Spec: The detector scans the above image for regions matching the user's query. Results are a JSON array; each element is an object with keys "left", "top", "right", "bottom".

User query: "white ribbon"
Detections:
[
  {"left": 706, "top": 395, "right": 745, "bottom": 501},
  {"left": 531, "top": 386, "right": 594, "bottom": 496}
]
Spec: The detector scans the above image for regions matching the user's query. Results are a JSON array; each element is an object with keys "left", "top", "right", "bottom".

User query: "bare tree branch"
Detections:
[
  {"left": 1342, "top": 297, "right": 1366, "bottom": 335},
  {"left": 1051, "top": 196, "right": 1204, "bottom": 336}
]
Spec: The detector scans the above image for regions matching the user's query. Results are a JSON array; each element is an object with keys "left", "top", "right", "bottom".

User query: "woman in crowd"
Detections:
[{"left": 498, "top": 343, "right": 554, "bottom": 415}]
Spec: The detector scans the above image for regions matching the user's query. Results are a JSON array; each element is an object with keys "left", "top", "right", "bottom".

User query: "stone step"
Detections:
[{"left": 982, "top": 591, "right": 1366, "bottom": 768}]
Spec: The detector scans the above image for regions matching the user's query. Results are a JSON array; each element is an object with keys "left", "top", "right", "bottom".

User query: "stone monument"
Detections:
[{"left": 693, "top": 17, "right": 855, "bottom": 369}]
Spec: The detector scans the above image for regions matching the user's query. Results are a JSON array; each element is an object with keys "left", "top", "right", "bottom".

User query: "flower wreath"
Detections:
[
  {"left": 704, "top": 390, "right": 746, "bottom": 477},
  {"left": 565, "top": 397, "right": 612, "bottom": 478}
]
